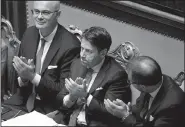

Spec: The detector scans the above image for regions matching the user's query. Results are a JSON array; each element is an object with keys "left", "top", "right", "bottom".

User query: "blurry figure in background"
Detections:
[
  {"left": 67, "top": 25, "right": 82, "bottom": 41},
  {"left": 108, "top": 41, "right": 140, "bottom": 70},
  {"left": 174, "top": 71, "right": 185, "bottom": 91},
  {"left": 1, "top": 22, "right": 8, "bottom": 101},
  {"left": 1, "top": 16, "right": 21, "bottom": 101}
]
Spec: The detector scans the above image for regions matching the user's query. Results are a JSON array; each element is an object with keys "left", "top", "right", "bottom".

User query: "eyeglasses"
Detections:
[{"left": 31, "top": 9, "right": 59, "bottom": 17}]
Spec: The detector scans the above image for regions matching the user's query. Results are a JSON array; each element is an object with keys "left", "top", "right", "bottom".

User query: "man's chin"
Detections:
[
  {"left": 81, "top": 61, "right": 89, "bottom": 67},
  {"left": 35, "top": 24, "right": 46, "bottom": 29}
]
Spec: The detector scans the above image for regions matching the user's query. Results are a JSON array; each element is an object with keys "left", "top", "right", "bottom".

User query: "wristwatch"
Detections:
[{"left": 121, "top": 105, "right": 131, "bottom": 121}]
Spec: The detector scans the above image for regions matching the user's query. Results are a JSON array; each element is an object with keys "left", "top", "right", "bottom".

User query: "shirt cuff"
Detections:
[
  {"left": 86, "top": 94, "right": 93, "bottom": 106},
  {"left": 63, "top": 94, "right": 76, "bottom": 108},
  {"left": 31, "top": 73, "right": 41, "bottom": 87}
]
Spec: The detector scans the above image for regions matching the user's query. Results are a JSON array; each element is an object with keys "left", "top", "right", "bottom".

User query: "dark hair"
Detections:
[
  {"left": 127, "top": 56, "right": 162, "bottom": 86},
  {"left": 82, "top": 26, "right": 112, "bottom": 52}
]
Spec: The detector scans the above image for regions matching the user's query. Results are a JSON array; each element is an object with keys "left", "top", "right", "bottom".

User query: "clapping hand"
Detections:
[
  {"left": 13, "top": 56, "right": 35, "bottom": 81},
  {"left": 104, "top": 99, "right": 131, "bottom": 119},
  {"left": 65, "top": 77, "right": 87, "bottom": 100}
]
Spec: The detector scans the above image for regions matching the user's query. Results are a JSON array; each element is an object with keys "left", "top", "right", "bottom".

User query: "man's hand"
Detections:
[
  {"left": 104, "top": 99, "right": 130, "bottom": 119},
  {"left": 65, "top": 77, "right": 87, "bottom": 100},
  {"left": 13, "top": 56, "right": 36, "bottom": 81},
  {"left": 20, "top": 56, "right": 28, "bottom": 64}
]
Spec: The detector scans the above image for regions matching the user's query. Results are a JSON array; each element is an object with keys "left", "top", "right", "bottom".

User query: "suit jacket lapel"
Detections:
[
  {"left": 41, "top": 25, "right": 61, "bottom": 74},
  {"left": 89, "top": 57, "right": 110, "bottom": 94}
]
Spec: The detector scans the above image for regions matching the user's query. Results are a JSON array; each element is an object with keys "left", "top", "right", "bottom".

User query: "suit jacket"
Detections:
[
  {"left": 4, "top": 24, "right": 80, "bottom": 113},
  {"left": 123, "top": 75, "right": 185, "bottom": 127},
  {"left": 56, "top": 56, "right": 131, "bottom": 127}
]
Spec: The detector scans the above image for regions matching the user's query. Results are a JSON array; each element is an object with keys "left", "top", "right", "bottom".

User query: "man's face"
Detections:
[
  {"left": 128, "top": 70, "right": 145, "bottom": 92},
  {"left": 32, "top": 1, "right": 59, "bottom": 30},
  {"left": 80, "top": 38, "right": 103, "bottom": 68}
]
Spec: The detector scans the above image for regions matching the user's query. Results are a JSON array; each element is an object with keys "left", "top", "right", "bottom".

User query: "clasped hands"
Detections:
[
  {"left": 104, "top": 99, "right": 131, "bottom": 119},
  {"left": 13, "top": 56, "right": 36, "bottom": 82},
  {"left": 65, "top": 77, "right": 88, "bottom": 102}
]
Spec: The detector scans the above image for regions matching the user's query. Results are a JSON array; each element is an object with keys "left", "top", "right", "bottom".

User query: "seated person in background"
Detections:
[
  {"left": 56, "top": 26, "right": 131, "bottom": 127},
  {"left": 1, "top": 16, "right": 21, "bottom": 101},
  {"left": 108, "top": 41, "right": 140, "bottom": 70},
  {"left": 67, "top": 25, "right": 82, "bottom": 41},
  {"left": 4, "top": 1, "right": 80, "bottom": 114},
  {"left": 105, "top": 56, "right": 185, "bottom": 127},
  {"left": 1, "top": 25, "right": 8, "bottom": 101}
]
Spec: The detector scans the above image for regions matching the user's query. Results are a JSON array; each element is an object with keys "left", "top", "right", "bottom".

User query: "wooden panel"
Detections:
[{"left": 61, "top": 1, "right": 184, "bottom": 41}]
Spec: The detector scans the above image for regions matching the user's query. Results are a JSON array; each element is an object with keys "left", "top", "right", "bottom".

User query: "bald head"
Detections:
[
  {"left": 127, "top": 56, "right": 162, "bottom": 86},
  {"left": 33, "top": 1, "right": 60, "bottom": 11}
]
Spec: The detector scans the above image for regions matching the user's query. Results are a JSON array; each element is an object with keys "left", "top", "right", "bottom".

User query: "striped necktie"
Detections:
[
  {"left": 140, "top": 93, "right": 151, "bottom": 119},
  {"left": 26, "top": 38, "right": 46, "bottom": 112}
]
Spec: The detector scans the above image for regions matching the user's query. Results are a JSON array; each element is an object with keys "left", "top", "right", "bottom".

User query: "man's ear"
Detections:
[
  {"left": 56, "top": 10, "right": 61, "bottom": 18},
  {"left": 100, "top": 49, "right": 107, "bottom": 58}
]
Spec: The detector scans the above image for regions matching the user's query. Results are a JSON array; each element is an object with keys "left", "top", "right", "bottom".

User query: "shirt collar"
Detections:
[
  {"left": 150, "top": 76, "right": 163, "bottom": 98},
  {"left": 92, "top": 58, "right": 105, "bottom": 73},
  {"left": 39, "top": 24, "right": 58, "bottom": 42}
]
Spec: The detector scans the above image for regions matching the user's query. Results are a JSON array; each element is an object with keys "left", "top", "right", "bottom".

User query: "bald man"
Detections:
[
  {"left": 104, "top": 56, "right": 185, "bottom": 127},
  {"left": 4, "top": 1, "right": 80, "bottom": 114}
]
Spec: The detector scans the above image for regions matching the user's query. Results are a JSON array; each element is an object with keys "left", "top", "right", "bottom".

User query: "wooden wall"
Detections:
[{"left": 26, "top": 2, "right": 184, "bottom": 78}]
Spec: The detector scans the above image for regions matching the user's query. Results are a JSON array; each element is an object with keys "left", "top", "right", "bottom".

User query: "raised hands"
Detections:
[
  {"left": 104, "top": 99, "right": 131, "bottom": 119},
  {"left": 13, "top": 56, "right": 36, "bottom": 81},
  {"left": 65, "top": 77, "right": 88, "bottom": 101}
]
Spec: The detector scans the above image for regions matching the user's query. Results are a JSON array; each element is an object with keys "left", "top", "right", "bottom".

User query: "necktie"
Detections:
[
  {"left": 26, "top": 38, "right": 46, "bottom": 112},
  {"left": 68, "top": 68, "right": 94, "bottom": 126},
  {"left": 140, "top": 93, "right": 150, "bottom": 119},
  {"left": 35, "top": 38, "right": 46, "bottom": 74},
  {"left": 85, "top": 68, "right": 94, "bottom": 88}
]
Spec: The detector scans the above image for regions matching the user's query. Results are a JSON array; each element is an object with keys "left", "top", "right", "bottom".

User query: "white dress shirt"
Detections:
[
  {"left": 18, "top": 25, "right": 58, "bottom": 87},
  {"left": 63, "top": 58, "right": 105, "bottom": 125}
]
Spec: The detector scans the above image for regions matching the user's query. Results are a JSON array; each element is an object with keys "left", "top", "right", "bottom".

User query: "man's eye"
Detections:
[
  {"left": 43, "top": 11, "right": 50, "bottom": 15},
  {"left": 86, "top": 50, "right": 92, "bottom": 54},
  {"left": 34, "top": 10, "right": 40, "bottom": 14}
]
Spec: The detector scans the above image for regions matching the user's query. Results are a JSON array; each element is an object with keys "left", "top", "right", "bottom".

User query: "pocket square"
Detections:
[
  {"left": 96, "top": 87, "right": 103, "bottom": 91},
  {"left": 149, "top": 115, "right": 154, "bottom": 121},
  {"left": 48, "top": 65, "right": 58, "bottom": 69}
]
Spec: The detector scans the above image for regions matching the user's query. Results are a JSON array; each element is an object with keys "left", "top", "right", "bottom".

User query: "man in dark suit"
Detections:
[
  {"left": 4, "top": 1, "right": 80, "bottom": 114},
  {"left": 55, "top": 26, "right": 131, "bottom": 127},
  {"left": 105, "top": 56, "right": 185, "bottom": 127}
]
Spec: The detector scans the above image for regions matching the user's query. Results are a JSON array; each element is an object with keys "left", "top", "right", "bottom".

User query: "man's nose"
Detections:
[
  {"left": 80, "top": 50, "right": 86, "bottom": 57},
  {"left": 37, "top": 13, "right": 43, "bottom": 19}
]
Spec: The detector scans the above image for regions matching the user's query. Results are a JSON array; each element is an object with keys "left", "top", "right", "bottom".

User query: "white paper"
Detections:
[{"left": 2, "top": 111, "right": 65, "bottom": 126}]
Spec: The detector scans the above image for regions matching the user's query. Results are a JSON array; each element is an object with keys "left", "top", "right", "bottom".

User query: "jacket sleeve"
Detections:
[{"left": 36, "top": 47, "right": 80, "bottom": 99}]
